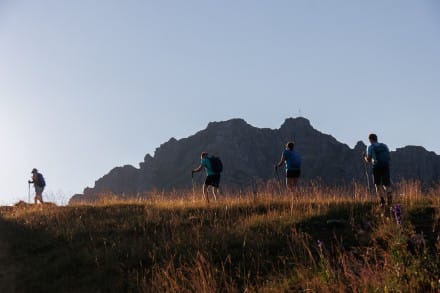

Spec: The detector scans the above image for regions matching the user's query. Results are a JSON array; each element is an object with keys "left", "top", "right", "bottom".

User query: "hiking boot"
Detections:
[
  {"left": 386, "top": 193, "right": 392, "bottom": 206},
  {"left": 379, "top": 197, "right": 386, "bottom": 207}
]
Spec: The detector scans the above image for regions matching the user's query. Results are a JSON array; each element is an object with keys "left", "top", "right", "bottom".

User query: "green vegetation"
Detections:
[{"left": 0, "top": 182, "right": 439, "bottom": 292}]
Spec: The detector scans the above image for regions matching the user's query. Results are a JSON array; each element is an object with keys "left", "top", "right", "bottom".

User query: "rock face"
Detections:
[{"left": 69, "top": 117, "right": 440, "bottom": 203}]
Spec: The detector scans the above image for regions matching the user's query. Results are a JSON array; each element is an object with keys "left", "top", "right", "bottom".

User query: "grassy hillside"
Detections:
[{"left": 0, "top": 182, "right": 439, "bottom": 292}]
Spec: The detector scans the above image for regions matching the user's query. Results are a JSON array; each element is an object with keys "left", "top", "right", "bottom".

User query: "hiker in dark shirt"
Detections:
[
  {"left": 192, "top": 152, "right": 221, "bottom": 203},
  {"left": 275, "top": 141, "right": 302, "bottom": 192},
  {"left": 28, "top": 168, "right": 45, "bottom": 204},
  {"left": 364, "top": 133, "right": 392, "bottom": 206}
]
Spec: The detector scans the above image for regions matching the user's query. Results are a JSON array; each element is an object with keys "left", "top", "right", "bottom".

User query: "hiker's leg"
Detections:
[
  {"left": 382, "top": 184, "right": 392, "bottom": 205},
  {"left": 286, "top": 178, "right": 298, "bottom": 196},
  {"left": 34, "top": 187, "right": 43, "bottom": 204},
  {"left": 375, "top": 184, "right": 385, "bottom": 206},
  {"left": 211, "top": 186, "right": 217, "bottom": 201},
  {"left": 285, "top": 177, "right": 289, "bottom": 191},
  {"left": 286, "top": 170, "right": 300, "bottom": 195},
  {"left": 373, "top": 168, "right": 385, "bottom": 206},
  {"left": 383, "top": 168, "right": 392, "bottom": 205},
  {"left": 34, "top": 187, "right": 40, "bottom": 204},
  {"left": 212, "top": 175, "right": 220, "bottom": 201},
  {"left": 291, "top": 177, "right": 299, "bottom": 195},
  {"left": 202, "top": 184, "right": 208, "bottom": 201},
  {"left": 373, "top": 181, "right": 384, "bottom": 205},
  {"left": 203, "top": 184, "right": 210, "bottom": 203},
  {"left": 286, "top": 177, "right": 294, "bottom": 192},
  {"left": 203, "top": 175, "right": 212, "bottom": 202},
  {"left": 39, "top": 188, "right": 44, "bottom": 203}
]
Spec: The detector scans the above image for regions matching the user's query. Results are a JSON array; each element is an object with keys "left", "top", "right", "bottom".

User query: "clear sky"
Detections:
[{"left": 1, "top": 1, "right": 439, "bottom": 205}]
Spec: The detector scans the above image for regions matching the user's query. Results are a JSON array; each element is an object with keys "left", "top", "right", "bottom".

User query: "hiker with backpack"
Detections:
[
  {"left": 275, "top": 141, "right": 302, "bottom": 192},
  {"left": 192, "top": 152, "right": 222, "bottom": 203},
  {"left": 363, "top": 133, "right": 392, "bottom": 206},
  {"left": 28, "top": 168, "right": 45, "bottom": 204}
]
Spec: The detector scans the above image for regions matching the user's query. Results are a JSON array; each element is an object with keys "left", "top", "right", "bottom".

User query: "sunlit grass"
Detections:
[{"left": 0, "top": 180, "right": 439, "bottom": 292}]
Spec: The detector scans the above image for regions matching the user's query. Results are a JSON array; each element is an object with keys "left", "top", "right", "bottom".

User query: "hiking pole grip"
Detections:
[{"left": 191, "top": 170, "right": 195, "bottom": 197}]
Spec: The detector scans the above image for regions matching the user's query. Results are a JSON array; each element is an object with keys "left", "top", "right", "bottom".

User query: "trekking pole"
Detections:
[
  {"left": 364, "top": 162, "right": 370, "bottom": 193},
  {"left": 251, "top": 176, "right": 257, "bottom": 201},
  {"left": 274, "top": 165, "right": 283, "bottom": 195},
  {"left": 28, "top": 182, "right": 31, "bottom": 203},
  {"left": 191, "top": 172, "right": 195, "bottom": 197},
  {"left": 363, "top": 154, "right": 371, "bottom": 196}
]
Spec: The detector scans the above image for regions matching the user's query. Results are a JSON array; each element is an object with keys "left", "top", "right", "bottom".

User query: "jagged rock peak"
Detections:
[
  {"left": 206, "top": 118, "right": 252, "bottom": 129},
  {"left": 396, "top": 145, "right": 429, "bottom": 153},
  {"left": 139, "top": 153, "right": 153, "bottom": 169},
  {"left": 143, "top": 154, "right": 153, "bottom": 163},
  {"left": 280, "top": 117, "right": 311, "bottom": 129},
  {"left": 155, "top": 137, "right": 178, "bottom": 151},
  {"left": 354, "top": 141, "right": 367, "bottom": 151},
  {"left": 166, "top": 137, "right": 178, "bottom": 143}
]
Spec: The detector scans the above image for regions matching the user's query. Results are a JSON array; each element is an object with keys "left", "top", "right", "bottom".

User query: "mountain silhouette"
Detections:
[{"left": 70, "top": 117, "right": 440, "bottom": 203}]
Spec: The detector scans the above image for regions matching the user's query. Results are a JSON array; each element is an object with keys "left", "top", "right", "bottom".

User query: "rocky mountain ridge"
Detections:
[{"left": 70, "top": 117, "right": 440, "bottom": 203}]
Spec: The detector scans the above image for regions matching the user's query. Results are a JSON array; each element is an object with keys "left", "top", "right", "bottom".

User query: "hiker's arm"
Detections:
[
  {"left": 363, "top": 156, "right": 372, "bottom": 163},
  {"left": 364, "top": 148, "right": 372, "bottom": 163},
  {"left": 192, "top": 165, "right": 203, "bottom": 173},
  {"left": 365, "top": 155, "right": 372, "bottom": 163},
  {"left": 275, "top": 154, "right": 286, "bottom": 168}
]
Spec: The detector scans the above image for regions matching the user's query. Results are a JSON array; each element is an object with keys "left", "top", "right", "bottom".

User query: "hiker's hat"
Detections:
[{"left": 31, "top": 168, "right": 38, "bottom": 173}]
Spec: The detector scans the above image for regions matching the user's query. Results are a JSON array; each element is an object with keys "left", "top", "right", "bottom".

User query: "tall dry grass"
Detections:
[{"left": 0, "top": 180, "right": 438, "bottom": 292}]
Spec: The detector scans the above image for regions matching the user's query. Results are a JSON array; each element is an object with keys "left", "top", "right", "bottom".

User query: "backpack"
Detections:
[
  {"left": 372, "top": 143, "right": 390, "bottom": 167},
  {"left": 285, "top": 149, "right": 301, "bottom": 170},
  {"left": 37, "top": 173, "right": 46, "bottom": 188},
  {"left": 209, "top": 156, "right": 223, "bottom": 174}
]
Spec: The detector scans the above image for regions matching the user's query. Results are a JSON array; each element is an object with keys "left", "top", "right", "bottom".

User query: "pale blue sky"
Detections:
[{"left": 1, "top": 1, "right": 439, "bottom": 205}]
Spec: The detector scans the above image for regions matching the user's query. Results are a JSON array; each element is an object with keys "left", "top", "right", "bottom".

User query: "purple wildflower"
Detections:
[
  {"left": 391, "top": 204, "right": 402, "bottom": 225},
  {"left": 317, "top": 240, "right": 323, "bottom": 252}
]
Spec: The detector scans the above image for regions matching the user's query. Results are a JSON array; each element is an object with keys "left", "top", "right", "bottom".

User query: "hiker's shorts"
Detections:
[
  {"left": 35, "top": 185, "right": 44, "bottom": 196},
  {"left": 373, "top": 165, "right": 390, "bottom": 186},
  {"left": 286, "top": 169, "right": 301, "bottom": 178},
  {"left": 205, "top": 174, "right": 220, "bottom": 188}
]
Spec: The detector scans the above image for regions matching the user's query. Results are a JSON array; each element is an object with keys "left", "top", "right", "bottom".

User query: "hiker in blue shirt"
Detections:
[
  {"left": 28, "top": 168, "right": 45, "bottom": 204},
  {"left": 275, "top": 141, "right": 302, "bottom": 192},
  {"left": 363, "top": 133, "right": 392, "bottom": 206},
  {"left": 192, "top": 152, "right": 221, "bottom": 203}
]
